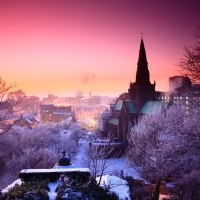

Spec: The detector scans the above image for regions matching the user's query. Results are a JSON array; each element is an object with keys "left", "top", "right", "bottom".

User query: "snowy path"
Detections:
[
  {"left": 71, "top": 139, "right": 89, "bottom": 168},
  {"left": 71, "top": 139, "right": 140, "bottom": 178}
]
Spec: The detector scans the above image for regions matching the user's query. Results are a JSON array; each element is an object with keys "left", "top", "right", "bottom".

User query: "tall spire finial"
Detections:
[
  {"left": 141, "top": 32, "right": 143, "bottom": 39},
  {"left": 135, "top": 37, "right": 150, "bottom": 85}
]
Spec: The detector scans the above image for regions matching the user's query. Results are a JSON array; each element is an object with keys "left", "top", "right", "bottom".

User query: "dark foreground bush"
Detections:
[
  {"left": 56, "top": 176, "right": 119, "bottom": 200},
  {"left": 0, "top": 180, "right": 49, "bottom": 200}
]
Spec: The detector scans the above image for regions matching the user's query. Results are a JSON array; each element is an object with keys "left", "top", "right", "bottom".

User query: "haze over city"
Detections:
[{"left": 0, "top": 0, "right": 200, "bottom": 97}]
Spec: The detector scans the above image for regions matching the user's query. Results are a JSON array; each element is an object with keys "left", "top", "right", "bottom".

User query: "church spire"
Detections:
[{"left": 135, "top": 37, "right": 150, "bottom": 85}]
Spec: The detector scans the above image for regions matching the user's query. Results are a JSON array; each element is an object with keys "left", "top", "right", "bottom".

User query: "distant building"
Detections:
[
  {"left": 16, "top": 114, "right": 40, "bottom": 129},
  {"left": 24, "top": 95, "right": 40, "bottom": 114},
  {"left": 40, "top": 104, "right": 75, "bottom": 123},
  {"left": 192, "top": 84, "right": 200, "bottom": 98},
  {"left": 81, "top": 96, "right": 101, "bottom": 105},
  {"left": 158, "top": 76, "right": 200, "bottom": 112},
  {"left": 99, "top": 109, "right": 111, "bottom": 133},
  {"left": 43, "top": 94, "right": 58, "bottom": 105},
  {"left": 8, "top": 90, "right": 26, "bottom": 100},
  {"left": 169, "top": 76, "right": 192, "bottom": 94},
  {"left": 76, "top": 91, "right": 83, "bottom": 100},
  {"left": 8, "top": 90, "right": 40, "bottom": 114}
]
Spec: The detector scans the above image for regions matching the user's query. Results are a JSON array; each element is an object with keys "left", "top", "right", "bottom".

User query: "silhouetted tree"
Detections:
[
  {"left": 0, "top": 77, "right": 22, "bottom": 135},
  {"left": 178, "top": 28, "right": 200, "bottom": 83}
]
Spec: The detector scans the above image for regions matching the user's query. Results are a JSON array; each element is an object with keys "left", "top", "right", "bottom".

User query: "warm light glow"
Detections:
[{"left": 0, "top": 0, "right": 199, "bottom": 96}]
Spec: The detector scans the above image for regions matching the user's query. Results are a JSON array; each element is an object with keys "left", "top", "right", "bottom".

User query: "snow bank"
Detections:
[
  {"left": 96, "top": 175, "right": 130, "bottom": 200},
  {"left": 20, "top": 168, "right": 90, "bottom": 173},
  {"left": 1, "top": 179, "right": 22, "bottom": 194}
]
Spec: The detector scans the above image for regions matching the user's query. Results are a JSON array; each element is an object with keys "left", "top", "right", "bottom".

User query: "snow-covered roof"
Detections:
[
  {"left": 96, "top": 174, "right": 130, "bottom": 200},
  {"left": 62, "top": 116, "right": 73, "bottom": 123},
  {"left": 23, "top": 114, "right": 40, "bottom": 124},
  {"left": 33, "top": 115, "right": 40, "bottom": 122},
  {"left": 53, "top": 111, "right": 73, "bottom": 115},
  {"left": 20, "top": 168, "right": 90, "bottom": 173},
  {"left": 23, "top": 115, "right": 32, "bottom": 124}
]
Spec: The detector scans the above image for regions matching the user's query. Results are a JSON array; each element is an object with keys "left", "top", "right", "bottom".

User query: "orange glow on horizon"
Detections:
[{"left": 0, "top": 0, "right": 199, "bottom": 97}]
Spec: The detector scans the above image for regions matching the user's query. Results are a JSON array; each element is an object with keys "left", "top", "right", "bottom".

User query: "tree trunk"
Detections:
[{"left": 152, "top": 179, "right": 161, "bottom": 200}]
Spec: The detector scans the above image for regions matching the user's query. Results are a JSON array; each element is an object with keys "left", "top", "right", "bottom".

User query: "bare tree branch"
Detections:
[
  {"left": 178, "top": 28, "right": 200, "bottom": 83},
  {"left": 0, "top": 77, "right": 23, "bottom": 135}
]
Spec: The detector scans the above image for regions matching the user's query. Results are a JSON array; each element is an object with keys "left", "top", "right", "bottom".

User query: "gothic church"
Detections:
[{"left": 105, "top": 38, "right": 165, "bottom": 146}]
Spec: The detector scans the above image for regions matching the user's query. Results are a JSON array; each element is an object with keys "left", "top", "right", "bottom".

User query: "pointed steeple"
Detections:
[{"left": 135, "top": 37, "right": 150, "bottom": 85}]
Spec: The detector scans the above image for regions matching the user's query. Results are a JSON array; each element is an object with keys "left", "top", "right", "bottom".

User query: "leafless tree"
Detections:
[
  {"left": 0, "top": 77, "right": 23, "bottom": 135},
  {"left": 87, "top": 137, "right": 119, "bottom": 186},
  {"left": 178, "top": 28, "right": 200, "bottom": 83}
]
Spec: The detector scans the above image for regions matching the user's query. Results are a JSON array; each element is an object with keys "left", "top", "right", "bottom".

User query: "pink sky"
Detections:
[{"left": 0, "top": 0, "right": 199, "bottom": 96}]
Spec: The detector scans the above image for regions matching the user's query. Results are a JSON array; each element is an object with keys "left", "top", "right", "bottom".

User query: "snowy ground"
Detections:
[
  {"left": 96, "top": 175, "right": 131, "bottom": 200},
  {"left": 103, "top": 158, "right": 140, "bottom": 178},
  {"left": 72, "top": 138, "right": 140, "bottom": 179}
]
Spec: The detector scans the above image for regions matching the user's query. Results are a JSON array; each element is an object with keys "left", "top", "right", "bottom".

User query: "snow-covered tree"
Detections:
[
  {"left": 0, "top": 123, "right": 78, "bottom": 190},
  {"left": 70, "top": 128, "right": 82, "bottom": 146},
  {"left": 126, "top": 104, "right": 200, "bottom": 196}
]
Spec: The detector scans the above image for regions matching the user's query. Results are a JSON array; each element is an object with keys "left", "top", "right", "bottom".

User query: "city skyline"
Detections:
[{"left": 0, "top": 0, "right": 200, "bottom": 97}]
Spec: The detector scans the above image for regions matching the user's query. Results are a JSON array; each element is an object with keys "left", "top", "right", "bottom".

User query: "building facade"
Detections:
[{"left": 40, "top": 104, "right": 75, "bottom": 123}]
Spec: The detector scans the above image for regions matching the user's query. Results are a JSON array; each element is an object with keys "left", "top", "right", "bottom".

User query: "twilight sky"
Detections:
[{"left": 0, "top": 0, "right": 200, "bottom": 97}]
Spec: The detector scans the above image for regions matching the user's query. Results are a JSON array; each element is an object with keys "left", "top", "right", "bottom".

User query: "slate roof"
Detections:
[
  {"left": 124, "top": 100, "right": 137, "bottom": 113},
  {"left": 140, "top": 101, "right": 168, "bottom": 114},
  {"left": 114, "top": 100, "right": 123, "bottom": 111}
]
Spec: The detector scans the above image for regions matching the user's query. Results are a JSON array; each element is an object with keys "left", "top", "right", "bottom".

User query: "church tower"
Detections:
[{"left": 128, "top": 37, "right": 156, "bottom": 112}]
